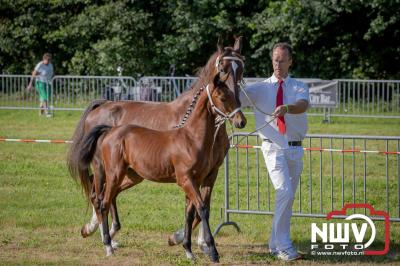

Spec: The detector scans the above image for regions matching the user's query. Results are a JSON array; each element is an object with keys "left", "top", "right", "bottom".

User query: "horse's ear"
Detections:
[
  {"left": 217, "top": 36, "right": 224, "bottom": 53},
  {"left": 233, "top": 36, "right": 243, "bottom": 54}
]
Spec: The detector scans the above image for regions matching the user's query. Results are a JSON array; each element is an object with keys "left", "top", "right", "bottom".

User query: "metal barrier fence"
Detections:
[
  {"left": 335, "top": 79, "right": 400, "bottom": 117},
  {"left": 51, "top": 76, "right": 137, "bottom": 110},
  {"left": 137, "top": 76, "right": 197, "bottom": 102},
  {"left": 0, "top": 74, "right": 37, "bottom": 110},
  {"left": 214, "top": 132, "right": 400, "bottom": 235},
  {"left": 0, "top": 75, "right": 399, "bottom": 118}
]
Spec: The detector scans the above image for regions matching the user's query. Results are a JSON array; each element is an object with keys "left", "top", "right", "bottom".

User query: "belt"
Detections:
[{"left": 263, "top": 139, "right": 302, "bottom": 146}]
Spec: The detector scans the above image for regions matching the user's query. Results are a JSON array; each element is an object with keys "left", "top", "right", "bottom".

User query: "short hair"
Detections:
[
  {"left": 272, "top": 42, "right": 293, "bottom": 59},
  {"left": 43, "top": 53, "right": 52, "bottom": 60}
]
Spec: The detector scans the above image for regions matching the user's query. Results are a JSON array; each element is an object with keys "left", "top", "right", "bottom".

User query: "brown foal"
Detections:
[
  {"left": 79, "top": 72, "right": 246, "bottom": 262},
  {"left": 68, "top": 38, "right": 246, "bottom": 250}
]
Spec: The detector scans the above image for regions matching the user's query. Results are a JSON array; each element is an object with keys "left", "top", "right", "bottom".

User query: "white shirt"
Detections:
[
  {"left": 240, "top": 74, "right": 309, "bottom": 149},
  {"left": 34, "top": 61, "right": 54, "bottom": 83}
]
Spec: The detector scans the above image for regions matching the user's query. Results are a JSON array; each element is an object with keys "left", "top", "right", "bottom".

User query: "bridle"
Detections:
[
  {"left": 205, "top": 84, "right": 241, "bottom": 120},
  {"left": 174, "top": 52, "right": 244, "bottom": 129}
]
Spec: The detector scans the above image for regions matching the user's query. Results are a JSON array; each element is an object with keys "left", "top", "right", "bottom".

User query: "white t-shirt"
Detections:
[
  {"left": 34, "top": 61, "right": 54, "bottom": 83},
  {"left": 240, "top": 74, "right": 309, "bottom": 149}
]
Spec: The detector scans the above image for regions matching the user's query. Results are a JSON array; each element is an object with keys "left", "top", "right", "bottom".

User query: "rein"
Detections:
[{"left": 232, "top": 79, "right": 278, "bottom": 147}]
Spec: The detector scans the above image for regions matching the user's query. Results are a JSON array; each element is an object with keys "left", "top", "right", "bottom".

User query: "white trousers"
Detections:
[{"left": 261, "top": 141, "right": 304, "bottom": 251}]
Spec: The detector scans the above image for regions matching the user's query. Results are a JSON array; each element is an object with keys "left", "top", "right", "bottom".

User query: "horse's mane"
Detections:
[{"left": 180, "top": 46, "right": 243, "bottom": 97}]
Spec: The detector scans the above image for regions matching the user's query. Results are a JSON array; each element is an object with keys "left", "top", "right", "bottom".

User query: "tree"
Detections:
[{"left": 0, "top": 0, "right": 398, "bottom": 79}]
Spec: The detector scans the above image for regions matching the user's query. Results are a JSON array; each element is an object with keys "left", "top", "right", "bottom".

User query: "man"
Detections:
[
  {"left": 31, "top": 53, "right": 54, "bottom": 116},
  {"left": 240, "top": 42, "right": 309, "bottom": 261}
]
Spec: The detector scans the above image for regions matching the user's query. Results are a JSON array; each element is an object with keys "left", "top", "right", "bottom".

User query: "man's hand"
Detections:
[
  {"left": 272, "top": 99, "right": 309, "bottom": 117},
  {"left": 32, "top": 70, "right": 40, "bottom": 77},
  {"left": 272, "top": 105, "right": 288, "bottom": 117}
]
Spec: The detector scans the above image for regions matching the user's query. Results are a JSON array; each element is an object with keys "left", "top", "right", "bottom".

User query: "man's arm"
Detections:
[
  {"left": 239, "top": 84, "right": 258, "bottom": 108},
  {"left": 272, "top": 99, "right": 309, "bottom": 117},
  {"left": 32, "top": 62, "right": 41, "bottom": 77}
]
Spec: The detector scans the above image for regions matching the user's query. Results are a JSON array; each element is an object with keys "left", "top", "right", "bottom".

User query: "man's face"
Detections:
[
  {"left": 272, "top": 47, "right": 292, "bottom": 80},
  {"left": 43, "top": 58, "right": 51, "bottom": 65}
]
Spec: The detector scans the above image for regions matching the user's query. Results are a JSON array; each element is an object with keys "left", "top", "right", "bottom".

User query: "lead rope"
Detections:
[{"left": 231, "top": 80, "right": 278, "bottom": 147}]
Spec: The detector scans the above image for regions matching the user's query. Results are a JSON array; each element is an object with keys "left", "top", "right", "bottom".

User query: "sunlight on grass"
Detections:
[{"left": 0, "top": 110, "right": 399, "bottom": 264}]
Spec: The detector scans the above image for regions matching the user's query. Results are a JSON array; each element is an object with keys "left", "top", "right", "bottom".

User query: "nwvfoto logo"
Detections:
[{"left": 310, "top": 204, "right": 390, "bottom": 255}]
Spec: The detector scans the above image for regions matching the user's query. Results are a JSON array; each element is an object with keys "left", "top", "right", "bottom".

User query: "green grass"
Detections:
[{"left": 0, "top": 110, "right": 399, "bottom": 265}]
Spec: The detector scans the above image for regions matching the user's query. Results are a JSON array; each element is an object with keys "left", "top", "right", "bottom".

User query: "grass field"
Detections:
[{"left": 0, "top": 109, "right": 399, "bottom": 265}]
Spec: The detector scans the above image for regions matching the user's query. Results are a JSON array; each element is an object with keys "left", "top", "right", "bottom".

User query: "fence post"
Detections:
[{"left": 213, "top": 152, "right": 241, "bottom": 237}]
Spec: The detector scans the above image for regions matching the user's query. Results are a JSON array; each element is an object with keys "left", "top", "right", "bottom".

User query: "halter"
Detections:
[
  {"left": 206, "top": 84, "right": 242, "bottom": 147},
  {"left": 215, "top": 55, "right": 244, "bottom": 69},
  {"left": 206, "top": 85, "right": 241, "bottom": 119}
]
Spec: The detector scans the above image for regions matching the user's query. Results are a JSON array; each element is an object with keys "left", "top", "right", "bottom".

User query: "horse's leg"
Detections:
[
  {"left": 182, "top": 196, "right": 196, "bottom": 260},
  {"left": 81, "top": 176, "right": 99, "bottom": 238},
  {"left": 179, "top": 176, "right": 219, "bottom": 263}
]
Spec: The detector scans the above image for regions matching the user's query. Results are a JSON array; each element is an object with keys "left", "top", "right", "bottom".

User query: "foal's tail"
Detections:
[{"left": 78, "top": 125, "right": 112, "bottom": 199}]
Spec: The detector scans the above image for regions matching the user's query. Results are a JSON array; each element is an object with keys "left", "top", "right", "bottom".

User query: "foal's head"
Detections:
[{"left": 208, "top": 72, "right": 247, "bottom": 129}]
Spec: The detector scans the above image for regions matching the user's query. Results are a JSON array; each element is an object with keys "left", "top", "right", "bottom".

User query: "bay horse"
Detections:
[
  {"left": 78, "top": 72, "right": 246, "bottom": 262},
  {"left": 67, "top": 38, "right": 245, "bottom": 249}
]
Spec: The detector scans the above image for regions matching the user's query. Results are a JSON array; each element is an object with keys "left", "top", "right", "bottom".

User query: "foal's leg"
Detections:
[
  {"left": 179, "top": 176, "right": 219, "bottom": 263},
  {"left": 109, "top": 197, "right": 121, "bottom": 249},
  {"left": 195, "top": 169, "right": 219, "bottom": 253},
  {"left": 82, "top": 174, "right": 136, "bottom": 239},
  {"left": 109, "top": 170, "right": 144, "bottom": 248},
  {"left": 169, "top": 168, "right": 219, "bottom": 254},
  {"left": 182, "top": 196, "right": 196, "bottom": 260}
]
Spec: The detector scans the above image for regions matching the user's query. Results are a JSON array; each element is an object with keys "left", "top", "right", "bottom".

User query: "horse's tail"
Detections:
[
  {"left": 78, "top": 125, "right": 112, "bottom": 198},
  {"left": 67, "top": 100, "right": 107, "bottom": 199}
]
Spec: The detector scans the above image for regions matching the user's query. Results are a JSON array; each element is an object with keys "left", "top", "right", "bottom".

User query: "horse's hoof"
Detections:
[
  {"left": 210, "top": 255, "right": 219, "bottom": 263},
  {"left": 168, "top": 229, "right": 185, "bottom": 246},
  {"left": 210, "top": 251, "right": 220, "bottom": 263},
  {"left": 111, "top": 240, "right": 119, "bottom": 249},
  {"left": 105, "top": 245, "right": 114, "bottom": 257},
  {"left": 199, "top": 243, "right": 210, "bottom": 254},
  {"left": 81, "top": 225, "right": 90, "bottom": 238},
  {"left": 185, "top": 250, "right": 196, "bottom": 260}
]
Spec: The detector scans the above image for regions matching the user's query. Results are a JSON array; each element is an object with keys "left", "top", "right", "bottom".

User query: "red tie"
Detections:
[{"left": 276, "top": 80, "right": 286, "bottom": 134}]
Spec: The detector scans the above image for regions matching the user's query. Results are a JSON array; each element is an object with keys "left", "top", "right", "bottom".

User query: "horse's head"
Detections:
[
  {"left": 211, "top": 36, "right": 246, "bottom": 128},
  {"left": 207, "top": 71, "right": 246, "bottom": 129},
  {"left": 214, "top": 37, "right": 245, "bottom": 106}
]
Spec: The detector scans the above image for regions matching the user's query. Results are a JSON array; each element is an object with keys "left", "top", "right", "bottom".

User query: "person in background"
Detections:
[
  {"left": 31, "top": 53, "right": 54, "bottom": 116},
  {"left": 240, "top": 42, "right": 309, "bottom": 261}
]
